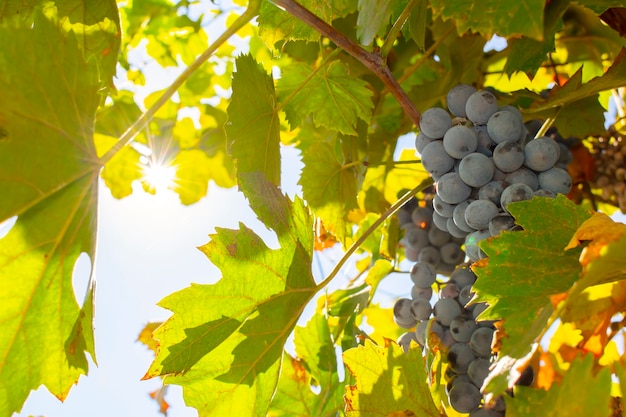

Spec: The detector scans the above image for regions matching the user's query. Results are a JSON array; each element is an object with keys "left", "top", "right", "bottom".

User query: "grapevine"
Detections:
[{"left": 1, "top": 1, "right": 626, "bottom": 417}]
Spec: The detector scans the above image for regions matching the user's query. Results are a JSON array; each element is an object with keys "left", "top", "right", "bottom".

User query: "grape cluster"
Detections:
[
  {"left": 392, "top": 84, "right": 561, "bottom": 415},
  {"left": 395, "top": 260, "right": 504, "bottom": 415},
  {"left": 589, "top": 130, "right": 626, "bottom": 211},
  {"left": 416, "top": 84, "right": 573, "bottom": 263}
]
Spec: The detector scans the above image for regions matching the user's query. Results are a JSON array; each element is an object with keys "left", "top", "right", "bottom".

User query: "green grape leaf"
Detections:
[
  {"left": 268, "top": 314, "right": 344, "bottom": 417},
  {"left": 343, "top": 340, "right": 442, "bottom": 417},
  {"left": 95, "top": 90, "right": 143, "bottom": 138},
  {"left": 145, "top": 172, "right": 318, "bottom": 416},
  {"left": 300, "top": 141, "right": 360, "bottom": 241},
  {"left": 171, "top": 149, "right": 236, "bottom": 205},
  {"left": 356, "top": 0, "right": 397, "bottom": 46},
  {"left": 518, "top": 48, "right": 626, "bottom": 137},
  {"left": 429, "top": 0, "right": 545, "bottom": 40},
  {"left": 257, "top": 0, "right": 356, "bottom": 45},
  {"left": 507, "top": 354, "right": 612, "bottom": 417},
  {"left": 0, "top": 0, "right": 120, "bottom": 87},
  {"left": 277, "top": 60, "right": 374, "bottom": 135},
  {"left": 95, "top": 134, "right": 143, "bottom": 199},
  {"left": 472, "top": 196, "right": 592, "bottom": 396},
  {"left": 0, "top": 7, "right": 110, "bottom": 415},
  {"left": 226, "top": 54, "right": 281, "bottom": 186},
  {"left": 503, "top": 0, "right": 569, "bottom": 76}
]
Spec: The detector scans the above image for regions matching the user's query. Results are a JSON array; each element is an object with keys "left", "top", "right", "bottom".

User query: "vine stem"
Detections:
[
  {"left": 315, "top": 178, "right": 433, "bottom": 292},
  {"left": 99, "top": 0, "right": 262, "bottom": 165},
  {"left": 270, "top": 0, "right": 421, "bottom": 127}
]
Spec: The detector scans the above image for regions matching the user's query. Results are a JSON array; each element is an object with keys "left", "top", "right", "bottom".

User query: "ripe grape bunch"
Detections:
[{"left": 392, "top": 84, "right": 566, "bottom": 416}]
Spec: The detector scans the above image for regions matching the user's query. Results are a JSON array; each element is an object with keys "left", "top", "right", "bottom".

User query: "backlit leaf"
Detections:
[
  {"left": 277, "top": 60, "right": 374, "bottom": 135},
  {"left": 268, "top": 314, "right": 344, "bottom": 417},
  {"left": 145, "top": 173, "right": 317, "bottom": 416},
  {"left": 300, "top": 141, "right": 360, "bottom": 241},
  {"left": 343, "top": 340, "right": 441, "bottom": 417},
  {"left": 258, "top": 0, "right": 356, "bottom": 45},
  {"left": 0, "top": 6, "right": 116, "bottom": 414},
  {"left": 356, "top": 0, "right": 398, "bottom": 46},
  {"left": 226, "top": 54, "right": 281, "bottom": 186}
]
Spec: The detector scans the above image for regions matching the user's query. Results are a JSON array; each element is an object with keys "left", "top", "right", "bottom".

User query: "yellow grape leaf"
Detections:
[
  {"left": 565, "top": 212, "right": 626, "bottom": 266},
  {"left": 343, "top": 340, "right": 442, "bottom": 417},
  {"left": 138, "top": 322, "right": 164, "bottom": 354}
]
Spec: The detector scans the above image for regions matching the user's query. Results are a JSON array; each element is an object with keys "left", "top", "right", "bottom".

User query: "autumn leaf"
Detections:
[
  {"left": 343, "top": 340, "right": 442, "bottom": 417},
  {"left": 565, "top": 212, "right": 626, "bottom": 267},
  {"left": 145, "top": 173, "right": 318, "bottom": 416}
]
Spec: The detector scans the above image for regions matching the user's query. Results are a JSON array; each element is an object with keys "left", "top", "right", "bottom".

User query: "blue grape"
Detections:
[
  {"left": 459, "top": 153, "right": 495, "bottom": 187},
  {"left": 437, "top": 172, "right": 472, "bottom": 204},
  {"left": 420, "top": 107, "right": 452, "bottom": 138},
  {"left": 402, "top": 223, "right": 429, "bottom": 251},
  {"left": 500, "top": 183, "right": 534, "bottom": 212},
  {"left": 487, "top": 110, "right": 524, "bottom": 144},
  {"left": 433, "top": 210, "right": 450, "bottom": 232},
  {"left": 459, "top": 284, "right": 474, "bottom": 306},
  {"left": 452, "top": 200, "right": 475, "bottom": 233},
  {"left": 465, "top": 229, "right": 490, "bottom": 262},
  {"left": 394, "top": 298, "right": 417, "bottom": 328},
  {"left": 410, "top": 298, "right": 433, "bottom": 321},
  {"left": 524, "top": 136, "right": 560, "bottom": 171},
  {"left": 411, "top": 205, "right": 434, "bottom": 229},
  {"left": 440, "top": 242, "right": 465, "bottom": 265},
  {"left": 538, "top": 167, "right": 572, "bottom": 195},
  {"left": 415, "top": 131, "right": 436, "bottom": 153},
  {"left": 411, "top": 285, "right": 433, "bottom": 300},
  {"left": 467, "top": 358, "right": 491, "bottom": 388},
  {"left": 434, "top": 298, "right": 463, "bottom": 326},
  {"left": 534, "top": 188, "right": 556, "bottom": 198},
  {"left": 428, "top": 226, "right": 451, "bottom": 247},
  {"left": 464, "top": 200, "right": 499, "bottom": 230},
  {"left": 433, "top": 194, "right": 456, "bottom": 217},
  {"left": 421, "top": 140, "right": 455, "bottom": 177},
  {"left": 470, "top": 327, "right": 495, "bottom": 358},
  {"left": 465, "top": 90, "right": 498, "bottom": 125},
  {"left": 505, "top": 167, "right": 539, "bottom": 190},
  {"left": 450, "top": 317, "right": 478, "bottom": 343},
  {"left": 448, "top": 343, "right": 476, "bottom": 375},
  {"left": 418, "top": 245, "right": 441, "bottom": 267},
  {"left": 488, "top": 214, "right": 516, "bottom": 236},
  {"left": 473, "top": 125, "right": 496, "bottom": 151},
  {"left": 478, "top": 181, "right": 505, "bottom": 206},
  {"left": 440, "top": 282, "right": 460, "bottom": 299},
  {"left": 443, "top": 125, "right": 478, "bottom": 159},
  {"left": 493, "top": 140, "right": 524, "bottom": 172},
  {"left": 410, "top": 261, "right": 437, "bottom": 287},
  {"left": 447, "top": 217, "right": 470, "bottom": 238},
  {"left": 449, "top": 381, "right": 482, "bottom": 413},
  {"left": 447, "top": 84, "right": 477, "bottom": 117},
  {"left": 450, "top": 267, "right": 477, "bottom": 288}
]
